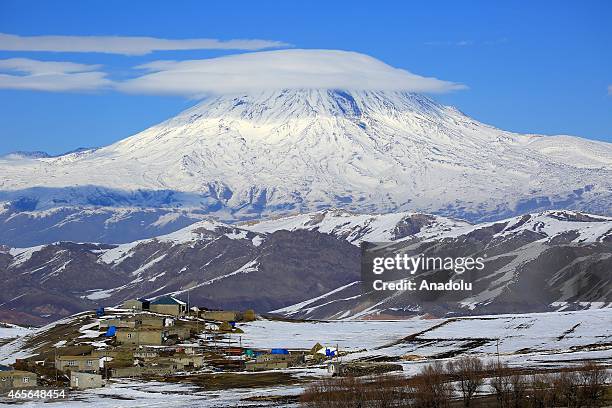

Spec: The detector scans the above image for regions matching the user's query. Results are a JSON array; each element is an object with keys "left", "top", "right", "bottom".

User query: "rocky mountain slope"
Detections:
[
  {"left": 0, "top": 203, "right": 211, "bottom": 247},
  {"left": 0, "top": 209, "right": 609, "bottom": 325},
  {"left": 1, "top": 89, "right": 611, "bottom": 223},
  {"left": 0, "top": 218, "right": 361, "bottom": 325},
  {"left": 270, "top": 210, "right": 612, "bottom": 319}
]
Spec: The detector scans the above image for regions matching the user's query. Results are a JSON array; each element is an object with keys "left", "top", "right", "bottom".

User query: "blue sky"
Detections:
[{"left": 0, "top": 0, "right": 611, "bottom": 155}]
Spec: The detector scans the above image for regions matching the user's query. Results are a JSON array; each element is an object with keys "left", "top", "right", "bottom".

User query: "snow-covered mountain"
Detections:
[
  {"left": 243, "top": 208, "right": 470, "bottom": 243},
  {"left": 249, "top": 208, "right": 612, "bottom": 245},
  {"left": 0, "top": 216, "right": 361, "bottom": 325},
  {"left": 269, "top": 210, "right": 612, "bottom": 319},
  {"left": 0, "top": 202, "right": 212, "bottom": 247},
  {"left": 1, "top": 89, "right": 611, "bottom": 222},
  {"left": 0, "top": 209, "right": 610, "bottom": 325}
]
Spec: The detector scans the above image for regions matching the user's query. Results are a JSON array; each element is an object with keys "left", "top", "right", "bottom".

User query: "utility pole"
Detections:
[
  {"left": 54, "top": 348, "right": 57, "bottom": 383},
  {"left": 496, "top": 338, "right": 500, "bottom": 366}
]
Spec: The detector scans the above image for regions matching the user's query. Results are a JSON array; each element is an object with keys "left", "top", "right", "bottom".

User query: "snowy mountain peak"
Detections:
[
  {"left": 0, "top": 89, "right": 611, "bottom": 222},
  {"left": 180, "top": 89, "right": 450, "bottom": 121},
  {"left": 107, "top": 89, "right": 463, "bottom": 152}
]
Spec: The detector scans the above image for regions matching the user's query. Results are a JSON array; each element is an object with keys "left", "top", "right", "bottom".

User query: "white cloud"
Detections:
[
  {"left": 425, "top": 40, "right": 474, "bottom": 46},
  {"left": 608, "top": 85, "right": 612, "bottom": 95},
  {"left": 0, "top": 50, "right": 467, "bottom": 95},
  {"left": 0, "top": 58, "right": 111, "bottom": 92},
  {"left": 0, "top": 58, "right": 102, "bottom": 74},
  {"left": 0, "top": 33, "right": 289, "bottom": 55},
  {"left": 118, "top": 49, "right": 466, "bottom": 97},
  {"left": 426, "top": 38, "right": 508, "bottom": 47}
]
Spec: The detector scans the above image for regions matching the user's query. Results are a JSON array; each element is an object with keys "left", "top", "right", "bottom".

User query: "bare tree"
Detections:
[
  {"left": 413, "top": 361, "right": 453, "bottom": 408},
  {"left": 551, "top": 370, "right": 580, "bottom": 408},
  {"left": 370, "top": 375, "right": 413, "bottom": 408},
  {"left": 447, "top": 356, "right": 484, "bottom": 407},
  {"left": 488, "top": 361, "right": 512, "bottom": 408},
  {"left": 509, "top": 372, "right": 527, "bottom": 408},
  {"left": 529, "top": 373, "right": 560, "bottom": 408},
  {"left": 302, "top": 359, "right": 610, "bottom": 408},
  {"left": 301, "top": 374, "right": 412, "bottom": 408},
  {"left": 578, "top": 362, "right": 610, "bottom": 407},
  {"left": 301, "top": 376, "right": 365, "bottom": 408}
]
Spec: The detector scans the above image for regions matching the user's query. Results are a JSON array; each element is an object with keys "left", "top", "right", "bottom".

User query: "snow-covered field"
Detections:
[
  {"left": 239, "top": 309, "right": 612, "bottom": 372},
  {"left": 0, "top": 322, "right": 33, "bottom": 342},
  {"left": 238, "top": 319, "right": 437, "bottom": 351},
  {"left": 9, "top": 379, "right": 304, "bottom": 408}
]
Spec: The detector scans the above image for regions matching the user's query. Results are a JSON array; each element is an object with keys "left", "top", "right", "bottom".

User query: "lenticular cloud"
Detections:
[{"left": 118, "top": 49, "right": 466, "bottom": 97}]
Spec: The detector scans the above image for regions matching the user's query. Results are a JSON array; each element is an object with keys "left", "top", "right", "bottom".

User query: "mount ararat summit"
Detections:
[{"left": 1, "top": 89, "right": 611, "bottom": 225}]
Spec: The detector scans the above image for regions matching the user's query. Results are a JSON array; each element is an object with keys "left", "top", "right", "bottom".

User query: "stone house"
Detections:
[
  {"left": 55, "top": 355, "right": 100, "bottom": 373},
  {"left": 200, "top": 310, "right": 239, "bottom": 322},
  {"left": 255, "top": 353, "right": 297, "bottom": 363},
  {"left": 168, "top": 354, "right": 205, "bottom": 369},
  {"left": 99, "top": 314, "right": 166, "bottom": 330},
  {"left": 115, "top": 328, "right": 164, "bottom": 346},
  {"left": 245, "top": 359, "right": 290, "bottom": 371},
  {"left": 149, "top": 296, "right": 186, "bottom": 316},
  {"left": 166, "top": 326, "right": 190, "bottom": 340},
  {"left": 133, "top": 349, "right": 160, "bottom": 360},
  {"left": 143, "top": 353, "right": 204, "bottom": 372},
  {"left": 90, "top": 350, "right": 123, "bottom": 359},
  {"left": 99, "top": 318, "right": 137, "bottom": 329},
  {"left": 245, "top": 352, "right": 302, "bottom": 371},
  {"left": 138, "top": 315, "right": 166, "bottom": 328},
  {"left": 0, "top": 370, "right": 37, "bottom": 392},
  {"left": 122, "top": 298, "right": 150, "bottom": 311},
  {"left": 110, "top": 366, "right": 173, "bottom": 378},
  {"left": 177, "top": 344, "right": 206, "bottom": 355},
  {"left": 70, "top": 372, "right": 104, "bottom": 389}
]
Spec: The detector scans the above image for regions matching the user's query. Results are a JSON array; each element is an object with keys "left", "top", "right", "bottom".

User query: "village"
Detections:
[
  {"left": 0, "top": 295, "right": 364, "bottom": 396},
  {"left": 0, "top": 299, "right": 610, "bottom": 406}
]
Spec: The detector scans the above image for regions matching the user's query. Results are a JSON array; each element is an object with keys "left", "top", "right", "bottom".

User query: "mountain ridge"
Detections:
[{"left": 0, "top": 208, "right": 609, "bottom": 325}]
